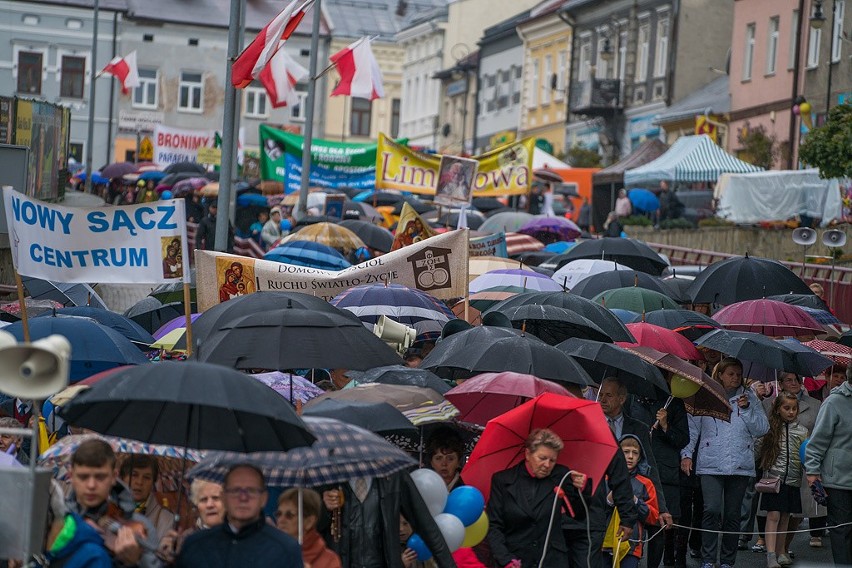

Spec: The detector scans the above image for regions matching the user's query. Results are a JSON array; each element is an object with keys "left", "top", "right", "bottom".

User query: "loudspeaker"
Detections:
[
  {"left": 792, "top": 227, "right": 817, "bottom": 246},
  {"left": 823, "top": 229, "right": 847, "bottom": 248},
  {"left": 0, "top": 334, "right": 71, "bottom": 400},
  {"left": 373, "top": 316, "right": 417, "bottom": 351}
]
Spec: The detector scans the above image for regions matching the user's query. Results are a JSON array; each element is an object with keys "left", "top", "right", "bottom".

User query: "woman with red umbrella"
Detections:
[{"left": 487, "top": 429, "right": 588, "bottom": 568}]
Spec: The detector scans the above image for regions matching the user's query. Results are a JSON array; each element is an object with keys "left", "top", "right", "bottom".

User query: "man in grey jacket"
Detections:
[{"left": 805, "top": 371, "right": 852, "bottom": 566}]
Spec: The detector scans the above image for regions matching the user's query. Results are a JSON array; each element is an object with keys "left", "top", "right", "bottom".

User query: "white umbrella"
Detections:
[{"left": 551, "top": 259, "right": 631, "bottom": 290}]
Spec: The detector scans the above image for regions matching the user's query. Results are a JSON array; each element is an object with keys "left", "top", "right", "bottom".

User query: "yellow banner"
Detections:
[{"left": 376, "top": 134, "right": 535, "bottom": 197}]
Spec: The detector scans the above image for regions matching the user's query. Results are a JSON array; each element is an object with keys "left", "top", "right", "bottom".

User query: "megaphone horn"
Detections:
[
  {"left": 0, "top": 334, "right": 71, "bottom": 400},
  {"left": 373, "top": 315, "right": 417, "bottom": 350},
  {"left": 792, "top": 227, "right": 817, "bottom": 246},
  {"left": 823, "top": 229, "right": 847, "bottom": 248}
]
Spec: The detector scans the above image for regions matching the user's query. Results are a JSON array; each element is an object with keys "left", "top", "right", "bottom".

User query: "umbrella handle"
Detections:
[{"left": 650, "top": 396, "right": 674, "bottom": 434}]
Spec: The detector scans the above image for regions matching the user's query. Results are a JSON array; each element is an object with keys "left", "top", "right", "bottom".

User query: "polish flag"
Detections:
[
  {"left": 330, "top": 37, "right": 385, "bottom": 100},
  {"left": 101, "top": 51, "right": 140, "bottom": 95},
  {"left": 232, "top": 0, "right": 315, "bottom": 89},
  {"left": 259, "top": 44, "right": 308, "bottom": 108}
]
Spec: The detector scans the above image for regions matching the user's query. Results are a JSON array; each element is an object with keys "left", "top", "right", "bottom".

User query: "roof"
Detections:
[
  {"left": 655, "top": 76, "right": 730, "bottom": 125},
  {"left": 434, "top": 50, "right": 479, "bottom": 79},
  {"left": 324, "top": 0, "right": 448, "bottom": 39},
  {"left": 623, "top": 134, "right": 762, "bottom": 186},
  {"left": 399, "top": 5, "right": 448, "bottom": 31},
  {"left": 481, "top": 9, "right": 531, "bottom": 43},
  {"left": 27, "top": 0, "right": 128, "bottom": 11},
  {"left": 594, "top": 139, "right": 669, "bottom": 185}
]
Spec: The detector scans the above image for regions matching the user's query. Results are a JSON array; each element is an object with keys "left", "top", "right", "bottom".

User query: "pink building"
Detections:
[{"left": 728, "top": 0, "right": 815, "bottom": 168}]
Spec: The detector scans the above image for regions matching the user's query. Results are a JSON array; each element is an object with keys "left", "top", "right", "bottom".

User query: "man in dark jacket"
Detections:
[
  {"left": 177, "top": 464, "right": 301, "bottom": 567},
  {"left": 194, "top": 202, "right": 234, "bottom": 253}
]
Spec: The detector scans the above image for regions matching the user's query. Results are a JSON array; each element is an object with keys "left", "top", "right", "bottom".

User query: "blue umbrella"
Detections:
[
  {"left": 610, "top": 308, "right": 641, "bottom": 324},
  {"left": 75, "top": 171, "right": 110, "bottom": 185},
  {"left": 34, "top": 307, "right": 155, "bottom": 347},
  {"left": 237, "top": 193, "right": 269, "bottom": 207},
  {"left": 138, "top": 170, "right": 167, "bottom": 182},
  {"left": 627, "top": 189, "right": 660, "bottom": 213},
  {"left": 265, "top": 240, "right": 351, "bottom": 270},
  {"left": 544, "top": 241, "right": 578, "bottom": 254},
  {"left": 5, "top": 318, "right": 150, "bottom": 382}
]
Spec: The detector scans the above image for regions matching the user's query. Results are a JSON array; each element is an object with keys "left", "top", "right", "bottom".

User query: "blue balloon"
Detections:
[
  {"left": 800, "top": 438, "right": 809, "bottom": 464},
  {"left": 444, "top": 486, "right": 486, "bottom": 527},
  {"left": 160, "top": 190, "right": 173, "bottom": 200},
  {"left": 406, "top": 534, "right": 432, "bottom": 561}
]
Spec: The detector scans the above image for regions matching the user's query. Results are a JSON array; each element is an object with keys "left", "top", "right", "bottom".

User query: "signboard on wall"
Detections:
[{"left": 13, "top": 99, "right": 69, "bottom": 200}]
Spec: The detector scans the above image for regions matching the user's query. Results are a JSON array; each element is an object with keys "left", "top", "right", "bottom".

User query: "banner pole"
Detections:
[
  {"left": 183, "top": 283, "right": 193, "bottom": 356},
  {"left": 14, "top": 272, "right": 30, "bottom": 343},
  {"left": 464, "top": 228, "right": 470, "bottom": 323}
]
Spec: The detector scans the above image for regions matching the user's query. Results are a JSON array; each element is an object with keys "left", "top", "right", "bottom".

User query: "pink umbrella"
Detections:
[
  {"left": 517, "top": 216, "right": 581, "bottom": 244},
  {"left": 618, "top": 322, "right": 703, "bottom": 361},
  {"left": 714, "top": 299, "right": 825, "bottom": 338},
  {"left": 445, "top": 371, "right": 572, "bottom": 426}
]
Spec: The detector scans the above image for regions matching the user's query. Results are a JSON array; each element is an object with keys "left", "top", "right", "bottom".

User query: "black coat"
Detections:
[
  {"left": 562, "top": 448, "right": 639, "bottom": 533},
  {"left": 619, "top": 414, "right": 669, "bottom": 514},
  {"left": 176, "top": 517, "right": 302, "bottom": 568},
  {"left": 195, "top": 214, "right": 234, "bottom": 252},
  {"left": 487, "top": 462, "right": 585, "bottom": 568},
  {"left": 644, "top": 397, "right": 690, "bottom": 488}
]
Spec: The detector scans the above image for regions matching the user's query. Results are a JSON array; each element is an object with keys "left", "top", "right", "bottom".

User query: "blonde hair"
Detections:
[
  {"left": 189, "top": 479, "right": 223, "bottom": 506},
  {"left": 279, "top": 488, "right": 322, "bottom": 519},
  {"left": 525, "top": 428, "right": 564, "bottom": 453},
  {"left": 712, "top": 357, "right": 743, "bottom": 383}
]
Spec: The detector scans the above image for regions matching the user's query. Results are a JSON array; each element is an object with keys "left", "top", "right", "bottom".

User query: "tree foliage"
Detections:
[
  {"left": 799, "top": 103, "right": 852, "bottom": 179},
  {"left": 737, "top": 123, "right": 778, "bottom": 170},
  {"left": 566, "top": 144, "right": 602, "bottom": 168}
]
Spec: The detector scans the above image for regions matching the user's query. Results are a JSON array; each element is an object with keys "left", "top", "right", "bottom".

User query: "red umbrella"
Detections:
[
  {"left": 803, "top": 339, "right": 852, "bottom": 366},
  {"left": 445, "top": 372, "right": 572, "bottom": 426},
  {"left": 461, "top": 393, "right": 617, "bottom": 499},
  {"left": 619, "top": 322, "right": 703, "bottom": 361},
  {"left": 713, "top": 299, "right": 824, "bottom": 338}
]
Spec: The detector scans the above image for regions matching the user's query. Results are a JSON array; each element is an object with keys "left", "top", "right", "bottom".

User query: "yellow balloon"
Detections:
[
  {"left": 670, "top": 375, "right": 701, "bottom": 399},
  {"left": 800, "top": 101, "right": 812, "bottom": 115},
  {"left": 461, "top": 511, "right": 489, "bottom": 548}
]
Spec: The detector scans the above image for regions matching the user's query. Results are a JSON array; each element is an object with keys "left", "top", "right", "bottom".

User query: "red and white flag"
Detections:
[
  {"left": 232, "top": 0, "right": 314, "bottom": 89},
  {"left": 101, "top": 51, "right": 139, "bottom": 95},
  {"left": 330, "top": 37, "right": 385, "bottom": 100},
  {"left": 260, "top": 45, "right": 309, "bottom": 108}
]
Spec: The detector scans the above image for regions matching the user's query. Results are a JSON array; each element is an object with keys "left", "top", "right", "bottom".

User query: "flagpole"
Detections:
[
  {"left": 14, "top": 273, "right": 30, "bottom": 343},
  {"left": 296, "top": 0, "right": 323, "bottom": 218},
  {"left": 84, "top": 0, "right": 99, "bottom": 195}
]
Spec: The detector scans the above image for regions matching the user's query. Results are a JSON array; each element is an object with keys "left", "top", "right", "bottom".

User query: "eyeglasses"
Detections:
[
  {"left": 224, "top": 487, "right": 265, "bottom": 498},
  {"left": 275, "top": 510, "right": 297, "bottom": 520}
]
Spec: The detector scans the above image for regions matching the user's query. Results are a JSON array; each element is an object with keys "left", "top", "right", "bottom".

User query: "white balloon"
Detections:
[
  {"left": 434, "top": 513, "right": 466, "bottom": 552},
  {"left": 411, "top": 468, "right": 449, "bottom": 517}
]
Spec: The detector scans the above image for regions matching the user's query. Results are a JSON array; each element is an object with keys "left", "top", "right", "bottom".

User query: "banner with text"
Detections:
[
  {"left": 196, "top": 230, "right": 469, "bottom": 310},
  {"left": 4, "top": 188, "right": 189, "bottom": 284},
  {"left": 469, "top": 232, "right": 507, "bottom": 258},
  {"left": 376, "top": 133, "right": 536, "bottom": 197},
  {"left": 154, "top": 124, "right": 216, "bottom": 166}
]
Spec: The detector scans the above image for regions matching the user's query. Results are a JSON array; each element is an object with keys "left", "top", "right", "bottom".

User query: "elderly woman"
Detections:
[
  {"left": 157, "top": 479, "right": 225, "bottom": 562},
  {"left": 681, "top": 357, "right": 769, "bottom": 568},
  {"left": 487, "top": 428, "right": 588, "bottom": 568},
  {"left": 277, "top": 488, "right": 341, "bottom": 568},
  {"left": 426, "top": 426, "right": 466, "bottom": 491}
]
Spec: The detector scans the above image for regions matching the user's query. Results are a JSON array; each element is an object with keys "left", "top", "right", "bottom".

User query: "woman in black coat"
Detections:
[{"left": 487, "top": 428, "right": 588, "bottom": 568}]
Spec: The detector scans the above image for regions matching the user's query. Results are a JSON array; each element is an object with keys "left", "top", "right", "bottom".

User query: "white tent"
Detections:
[{"left": 533, "top": 147, "right": 571, "bottom": 169}]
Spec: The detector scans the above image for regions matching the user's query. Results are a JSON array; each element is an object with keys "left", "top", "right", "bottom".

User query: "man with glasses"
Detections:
[{"left": 176, "top": 464, "right": 302, "bottom": 567}]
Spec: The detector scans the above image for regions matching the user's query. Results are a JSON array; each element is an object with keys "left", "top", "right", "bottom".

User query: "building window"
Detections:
[
  {"left": 68, "top": 142, "right": 84, "bottom": 163},
  {"left": 60, "top": 55, "right": 85, "bottom": 99},
  {"left": 636, "top": 21, "right": 650, "bottom": 82},
  {"left": 391, "top": 98, "right": 401, "bottom": 137},
  {"left": 556, "top": 50, "right": 568, "bottom": 100},
  {"left": 789, "top": 10, "right": 799, "bottom": 69},
  {"left": 766, "top": 16, "right": 779, "bottom": 74},
  {"left": 597, "top": 36, "right": 610, "bottom": 78},
  {"left": 133, "top": 68, "right": 158, "bottom": 109},
  {"left": 513, "top": 65, "right": 522, "bottom": 104},
  {"left": 807, "top": 25, "right": 821, "bottom": 67},
  {"left": 290, "top": 89, "right": 308, "bottom": 121},
  {"left": 178, "top": 71, "right": 203, "bottom": 113},
  {"left": 654, "top": 13, "right": 669, "bottom": 77},
  {"left": 743, "top": 23, "right": 756, "bottom": 80},
  {"left": 618, "top": 30, "right": 628, "bottom": 81},
  {"left": 350, "top": 97, "right": 372, "bottom": 136},
  {"left": 244, "top": 84, "right": 268, "bottom": 118},
  {"left": 578, "top": 37, "right": 591, "bottom": 81},
  {"left": 529, "top": 58, "right": 539, "bottom": 107},
  {"left": 17, "top": 51, "right": 42, "bottom": 95},
  {"left": 542, "top": 54, "right": 552, "bottom": 105},
  {"left": 832, "top": 1, "right": 845, "bottom": 62}
]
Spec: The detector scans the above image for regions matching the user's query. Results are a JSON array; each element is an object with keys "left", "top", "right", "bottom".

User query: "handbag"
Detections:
[{"left": 755, "top": 475, "right": 781, "bottom": 494}]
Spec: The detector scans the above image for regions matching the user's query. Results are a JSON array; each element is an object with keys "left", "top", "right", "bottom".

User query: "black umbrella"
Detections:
[
  {"left": 197, "top": 307, "right": 401, "bottom": 370},
  {"left": 338, "top": 219, "right": 394, "bottom": 252},
  {"left": 839, "top": 331, "right": 852, "bottom": 348},
  {"left": 636, "top": 309, "right": 721, "bottom": 341},
  {"left": 766, "top": 293, "right": 830, "bottom": 312},
  {"left": 341, "top": 201, "right": 382, "bottom": 222},
  {"left": 123, "top": 298, "right": 184, "bottom": 334},
  {"left": 293, "top": 215, "right": 335, "bottom": 228},
  {"left": 660, "top": 277, "right": 694, "bottom": 304},
  {"left": 349, "top": 364, "right": 452, "bottom": 394},
  {"left": 163, "top": 162, "right": 207, "bottom": 175},
  {"left": 555, "top": 237, "right": 669, "bottom": 275},
  {"left": 555, "top": 338, "right": 669, "bottom": 399},
  {"left": 58, "top": 361, "right": 315, "bottom": 451},
  {"left": 485, "top": 291, "right": 635, "bottom": 343},
  {"left": 694, "top": 329, "right": 833, "bottom": 377},
  {"left": 149, "top": 268, "right": 197, "bottom": 304},
  {"left": 392, "top": 199, "right": 435, "bottom": 215},
  {"left": 471, "top": 197, "right": 505, "bottom": 212},
  {"left": 431, "top": 211, "right": 484, "bottom": 230},
  {"left": 159, "top": 171, "right": 206, "bottom": 188},
  {"left": 361, "top": 191, "right": 406, "bottom": 206},
  {"left": 490, "top": 304, "right": 613, "bottom": 345},
  {"left": 687, "top": 255, "right": 812, "bottom": 305},
  {"left": 421, "top": 326, "right": 592, "bottom": 387},
  {"left": 303, "top": 399, "right": 417, "bottom": 441},
  {"left": 569, "top": 270, "right": 678, "bottom": 300},
  {"left": 530, "top": 266, "right": 555, "bottom": 277},
  {"left": 513, "top": 251, "right": 557, "bottom": 266}
]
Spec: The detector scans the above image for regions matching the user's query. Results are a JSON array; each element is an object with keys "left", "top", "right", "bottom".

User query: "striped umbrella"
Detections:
[
  {"left": 265, "top": 240, "right": 351, "bottom": 271},
  {"left": 469, "top": 269, "right": 563, "bottom": 294},
  {"left": 802, "top": 339, "right": 852, "bottom": 366},
  {"left": 799, "top": 306, "right": 843, "bottom": 337},
  {"left": 505, "top": 232, "right": 545, "bottom": 255},
  {"left": 281, "top": 222, "right": 366, "bottom": 256}
]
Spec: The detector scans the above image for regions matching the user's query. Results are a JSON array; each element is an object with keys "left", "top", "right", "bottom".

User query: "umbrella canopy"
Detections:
[
  {"left": 164, "top": 162, "right": 207, "bottom": 175},
  {"left": 766, "top": 293, "right": 830, "bottom": 312},
  {"left": 627, "top": 188, "right": 660, "bottom": 212},
  {"left": 611, "top": 309, "right": 641, "bottom": 324},
  {"left": 490, "top": 304, "right": 613, "bottom": 345},
  {"left": 188, "top": 416, "right": 416, "bottom": 487},
  {"left": 153, "top": 313, "right": 202, "bottom": 339},
  {"left": 249, "top": 371, "right": 325, "bottom": 404},
  {"left": 22, "top": 277, "right": 107, "bottom": 309},
  {"left": 34, "top": 307, "right": 155, "bottom": 346},
  {"left": 471, "top": 197, "right": 505, "bottom": 212},
  {"left": 138, "top": 170, "right": 167, "bottom": 182},
  {"left": 330, "top": 284, "right": 455, "bottom": 336},
  {"left": 279, "top": 222, "right": 366, "bottom": 256},
  {"left": 570, "top": 270, "right": 676, "bottom": 300},
  {"left": 687, "top": 255, "right": 812, "bottom": 305},
  {"left": 555, "top": 338, "right": 669, "bottom": 399},
  {"left": 265, "top": 241, "right": 351, "bottom": 271},
  {"left": 124, "top": 298, "right": 185, "bottom": 334},
  {"left": 839, "top": 331, "right": 852, "bottom": 348},
  {"left": 466, "top": 290, "right": 519, "bottom": 312},
  {"left": 517, "top": 216, "right": 581, "bottom": 244},
  {"left": 445, "top": 372, "right": 572, "bottom": 426},
  {"left": 468, "top": 257, "right": 527, "bottom": 279},
  {"left": 307, "top": 383, "right": 458, "bottom": 426},
  {"left": 431, "top": 211, "right": 485, "bottom": 230},
  {"left": 469, "top": 269, "right": 563, "bottom": 294},
  {"left": 557, "top": 238, "right": 669, "bottom": 275},
  {"left": 170, "top": 177, "right": 209, "bottom": 197},
  {"left": 349, "top": 364, "right": 451, "bottom": 394},
  {"left": 550, "top": 259, "right": 631, "bottom": 290},
  {"left": 462, "top": 394, "right": 617, "bottom": 498},
  {"left": 101, "top": 162, "right": 137, "bottom": 179},
  {"left": 303, "top": 399, "right": 416, "bottom": 437},
  {"left": 486, "top": 291, "right": 635, "bottom": 343},
  {"left": 621, "top": 322, "right": 703, "bottom": 361},
  {"left": 341, "top": 201, "right": 383, "bottom": 222},
  {"left": 421, "top": 326, "right": 593, "bottom": 386},
  {"left": 338, "top": 220, "right": 394, "bottom": 252},
  {"left": 592, "top": 287, "right": 680, "bottom": 312},
  {"left": 621, "top": 345, "right": 731, "bottom": 421},
  {"left": 197, "top": 307, "right": 401, "bottom": 370},
  {"left": 59, "top": 361, "right": 315, "bottom": 451},
  {"left": 353, "top": 190, "right": 406, "bottom": 206},
  {"left": 5, "top": 318, "right": 149, "bottom": 382},
  {"left": 695, "top": 329, "right": 833, "bottom": 377},
  {"left": 149, "top": 269, "right": 197, "bottom": 304},
  {"left": 637, "top": 309, "right": 720, "bottom": 341},
  {"left": 712, "top": 299, "right": 824, "bottom": 338},
  {"left": 391, "top": 198, "right": 435, "bottom": 215},
  {"left": 802, "top": 339, "right": 852, "bottom": 366},
  {"left": 504, "top": 232, "right": 546, "bottom": 256},
  {"left": 479, "top": 211, "right": 535, "bottom": 233}
]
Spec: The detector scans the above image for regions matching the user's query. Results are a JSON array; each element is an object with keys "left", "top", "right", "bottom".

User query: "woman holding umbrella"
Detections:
[{"left": 487, "top": 429, "right": 588, "bottom": 568}]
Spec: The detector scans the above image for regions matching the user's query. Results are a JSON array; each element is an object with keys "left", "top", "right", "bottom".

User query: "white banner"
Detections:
[
  {"left": 5, "top": 188, "right": 189, "bottom": 284},
  {"left": 153, "top": 124, "right": 215, "bottom": 166}
]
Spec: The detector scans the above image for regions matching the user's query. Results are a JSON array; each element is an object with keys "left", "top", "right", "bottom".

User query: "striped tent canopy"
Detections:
[{"left": 624, "top": 134, "right": 762, "bottom": 186}]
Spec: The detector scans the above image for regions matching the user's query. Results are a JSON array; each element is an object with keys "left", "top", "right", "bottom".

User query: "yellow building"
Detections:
[{"left": 517, "top": 2, "right": 572, "bottom": 156}]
